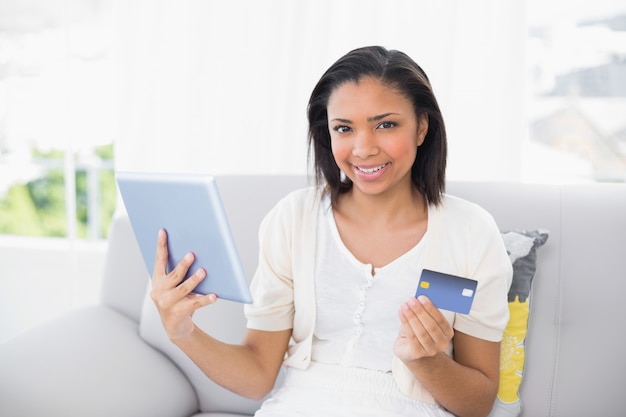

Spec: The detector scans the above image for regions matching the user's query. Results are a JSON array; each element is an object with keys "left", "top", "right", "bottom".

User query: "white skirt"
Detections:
[{"left": 254, "top": 362, "right": 455, "bottom": 417}]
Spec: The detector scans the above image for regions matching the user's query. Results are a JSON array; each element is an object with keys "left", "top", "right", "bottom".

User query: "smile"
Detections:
[{"left": 355, "top": 163, "right": 390, "bottom": 174}]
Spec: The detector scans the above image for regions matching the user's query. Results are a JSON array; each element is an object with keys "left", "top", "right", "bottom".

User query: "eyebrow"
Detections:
[{"left": 330, "top": 112, "right": 399, "bottom": 124}]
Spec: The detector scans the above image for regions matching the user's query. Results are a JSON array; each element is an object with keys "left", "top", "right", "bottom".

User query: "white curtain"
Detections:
[{"left": 113, "top": 0, "right": 526, "bottom": 181}]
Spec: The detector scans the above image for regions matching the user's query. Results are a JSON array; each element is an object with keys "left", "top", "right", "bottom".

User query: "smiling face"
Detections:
[{"left": 327, "top": 77, "right": 428, "bottom": 198}]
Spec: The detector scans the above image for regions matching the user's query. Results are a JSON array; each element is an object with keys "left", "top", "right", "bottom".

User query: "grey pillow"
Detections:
[{"left": 488, "top": 229, "right": 549, "bottom": 417}]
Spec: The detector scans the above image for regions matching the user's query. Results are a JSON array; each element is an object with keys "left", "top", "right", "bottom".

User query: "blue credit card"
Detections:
[{"left": 415, "top": 269, "right": 478, "bottom": 314}]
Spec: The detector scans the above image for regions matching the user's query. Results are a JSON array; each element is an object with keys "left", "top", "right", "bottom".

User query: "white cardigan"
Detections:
[{"left": 245, "top": 187, "right": 512, "bottom": 404}]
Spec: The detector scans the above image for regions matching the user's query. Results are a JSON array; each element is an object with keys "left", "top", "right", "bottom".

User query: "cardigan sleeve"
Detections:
[
  {"left": 244, "top": 193, "right": 297, "bottom": 332},
  {"left": 244, "top": 187, "right": 321, "bottom": 369},
  {"left": 427, "top": 195, "right": 512, "bottom": 342},
  {"left": 453, "top": 206, "right": 512, "bottom": 342}
]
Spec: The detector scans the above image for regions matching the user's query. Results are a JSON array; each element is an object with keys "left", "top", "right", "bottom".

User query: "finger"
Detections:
[
  {"left": 185, "top": 292, "right": 218, "bottom": 309},
  {"left": 153, "top": 228, "right": 169, "bottom": 277},
  {"left": 167, "top": 251, "right": 196, "bottom": 286},
  {"left": 175, "top": 267, "right": 208, "bottom": 297},
  {"left": 396, "top": 305, "right": 429, "bottom": 359},
  {"left": 151, "top": 268, "right": 211, "bottom": 312},
  {"left": 401, "top": 297, "right": 446, "bottom": 355},
  {"left": 400, "top": 299, "right": 431, "bottom": 342},
  {"left": 415, "top": 296, "right": 454, "bottom": 340},
  {"left": 413, "top": 298, "right": 454, "bottom": 353}
]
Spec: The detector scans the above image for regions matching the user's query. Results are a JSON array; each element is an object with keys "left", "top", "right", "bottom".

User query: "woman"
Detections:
[{"left": 150, "top": 46, "right": 512, "bottom": 417}]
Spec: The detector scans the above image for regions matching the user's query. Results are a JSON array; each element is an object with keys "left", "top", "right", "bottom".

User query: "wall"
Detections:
[{"left": 114, "top": 0, "right": 526, "bottom": 181}]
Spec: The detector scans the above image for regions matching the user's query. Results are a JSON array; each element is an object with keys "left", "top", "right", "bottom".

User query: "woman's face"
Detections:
[{"left": 327, "top": 77, "right": 428, "bottom": 198}]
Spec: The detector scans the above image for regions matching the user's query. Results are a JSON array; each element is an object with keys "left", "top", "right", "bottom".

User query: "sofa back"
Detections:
[
  {"left": 444, "top": 182, "right": 625, "bottom": 417},
  {"left": 104, "top": 176, "right": 626, "bottom": 416},
  {"left": 99, "top": 214, "right": 150, "bottom": 322}
]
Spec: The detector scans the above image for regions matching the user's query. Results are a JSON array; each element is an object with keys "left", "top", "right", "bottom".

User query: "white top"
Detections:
[
  {"left": 312, "top": 194, "right": 426, "bottom": 371},
  {"left": 245, "top": 187, "right": 512, "bottom": 404}
]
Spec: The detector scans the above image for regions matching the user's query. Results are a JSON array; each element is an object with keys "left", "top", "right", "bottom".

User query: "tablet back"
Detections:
[{"left": 116, "top": 172, "right": 253, "bottom": 304}]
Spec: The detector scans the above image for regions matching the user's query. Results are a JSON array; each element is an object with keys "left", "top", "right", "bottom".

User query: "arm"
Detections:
[
  {"left": 150, "top": 229, "right": 291, "bottom": 400},
  {"left": 175, "top": 326, "right": 291, "bottom": 400},
  {"left": 394, "top": 296, "right": 500, "bottom": 417}
]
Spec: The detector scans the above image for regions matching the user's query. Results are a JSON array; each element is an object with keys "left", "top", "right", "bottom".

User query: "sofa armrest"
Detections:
[{"left": 0, "top": 305, "right": 198, "bottom": 417}]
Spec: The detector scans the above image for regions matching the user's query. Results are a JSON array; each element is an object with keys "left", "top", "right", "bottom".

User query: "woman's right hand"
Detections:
[{"left": 149, "top": 229, "right": 218, "bottom": 342}]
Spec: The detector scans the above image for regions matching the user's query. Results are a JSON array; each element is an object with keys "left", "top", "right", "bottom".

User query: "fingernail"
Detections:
[
  {"left": 185, "top": 252, "right": 193, "bottom": 262},
  {"left": 417, "top": 295, "right": 427, "bottom": 304},
  {"left": 408, "top": 298, "right": 417, "bottom": 306}
]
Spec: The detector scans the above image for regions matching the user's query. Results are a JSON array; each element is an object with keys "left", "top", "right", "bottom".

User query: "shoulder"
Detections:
[
  {"left": 279, "top": 186, "right": 321, "bottom": 207},
  {"left": 260, "top": 186, "right": 322, "bottom": 231},
  {"left": 268, "top": 186, "right": 321, "bottom": 216},
  {"left": 434, "top": 194, "right": 497, "bottom": 228},
  {"left": 428, "top": 194, "right": 504, "bottom": 252}
]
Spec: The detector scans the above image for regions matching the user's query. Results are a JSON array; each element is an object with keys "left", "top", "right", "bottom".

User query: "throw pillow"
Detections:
[{"left": 488, "top": 230, "right": 549, "bottom": 417}]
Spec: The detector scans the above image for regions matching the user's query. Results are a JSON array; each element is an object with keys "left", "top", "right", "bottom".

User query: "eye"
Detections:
[
  {"left": 333, "top": 125, "right": 352, "bottom": 133},
  {"left": 377, "top": 121, "right": 397, "bottom": 130}
]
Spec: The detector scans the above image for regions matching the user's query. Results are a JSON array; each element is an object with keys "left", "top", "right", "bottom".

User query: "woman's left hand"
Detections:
[{"left": 393, "top": 295, "right": 454, "bottom": 362}]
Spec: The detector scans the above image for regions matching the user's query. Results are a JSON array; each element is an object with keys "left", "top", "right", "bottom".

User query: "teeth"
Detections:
[{"left": 358, "top": 164, "right": 387, "bottom": 174}]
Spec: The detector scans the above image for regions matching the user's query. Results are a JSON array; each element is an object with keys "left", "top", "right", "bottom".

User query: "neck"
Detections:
[{"left": 338, "top": 184, "right": 427, "bottom": 226}]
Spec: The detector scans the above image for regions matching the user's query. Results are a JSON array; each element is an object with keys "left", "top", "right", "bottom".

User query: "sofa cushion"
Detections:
[
  {"left": 140, "top": 289, "right": 265, "bottom": 415},
  {"left": 489, "top": 230, "right": 549, "bottom": 417},
  {"left": 0, "top": 305, "right": 197, "bottom": 417}
]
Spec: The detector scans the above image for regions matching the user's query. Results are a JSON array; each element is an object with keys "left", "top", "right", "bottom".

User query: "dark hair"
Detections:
[{"left": 307, "top": 45, "right": 447, "bottom": 206}]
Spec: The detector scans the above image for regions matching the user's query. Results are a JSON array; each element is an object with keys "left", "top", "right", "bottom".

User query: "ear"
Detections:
[{"left": 416, "top": 113, "right": 429, "bottom": 146}]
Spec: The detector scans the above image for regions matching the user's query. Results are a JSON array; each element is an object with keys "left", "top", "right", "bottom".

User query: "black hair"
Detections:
[{"left": 307, "top": 45, "right": 447, "bottom": 205}]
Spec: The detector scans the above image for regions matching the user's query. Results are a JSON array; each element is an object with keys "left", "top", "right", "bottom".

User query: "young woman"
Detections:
[{"left": 150, "top": 46, "right": 512, "bottom": 417}]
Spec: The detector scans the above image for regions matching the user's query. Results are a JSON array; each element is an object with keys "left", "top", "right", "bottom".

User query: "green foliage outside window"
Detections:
[
  {"left": 0, "top": 144, "right": 116, "bottom": 239},
  {"left": 75, "top": 169, "right": 117, "bottom": 238}
]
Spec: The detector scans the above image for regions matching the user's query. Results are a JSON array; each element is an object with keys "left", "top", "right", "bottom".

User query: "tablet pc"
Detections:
[{"left": 116, "top": 171, "right": 253, "bottom": 304}]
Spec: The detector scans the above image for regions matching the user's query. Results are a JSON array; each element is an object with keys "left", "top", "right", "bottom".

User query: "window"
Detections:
[
  {"left": 0, "top": 0, "right": 117, "bottom": 239},
  {"left": 524, "top": 1, "right": 626, "bottom": 183}
]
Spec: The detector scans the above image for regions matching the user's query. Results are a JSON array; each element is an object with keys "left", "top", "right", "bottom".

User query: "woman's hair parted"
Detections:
[{"left": 307, "top": 45, "right": 447, "bottom": 206}]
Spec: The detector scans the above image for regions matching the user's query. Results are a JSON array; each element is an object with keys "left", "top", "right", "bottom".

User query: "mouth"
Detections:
[{"left": 354, "top": 163, "right": 390, "bottom": 174}]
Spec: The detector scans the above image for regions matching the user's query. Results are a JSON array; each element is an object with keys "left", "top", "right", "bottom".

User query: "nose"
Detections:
[{"left": 352, "top": 130, "right": 379, "bottom": 159}]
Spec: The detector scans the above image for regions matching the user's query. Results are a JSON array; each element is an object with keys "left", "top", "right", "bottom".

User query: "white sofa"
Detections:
[{"left": 1, "top": 176, "right": 625, "bottom": 417}]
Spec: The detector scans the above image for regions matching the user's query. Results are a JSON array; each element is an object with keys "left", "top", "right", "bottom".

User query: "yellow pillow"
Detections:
[
  {"left": 489, "top": 230, "right": 549, "bottom": 417},
  {"left": 498, "top": 296, "right": 529, "bottom": 403}
]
